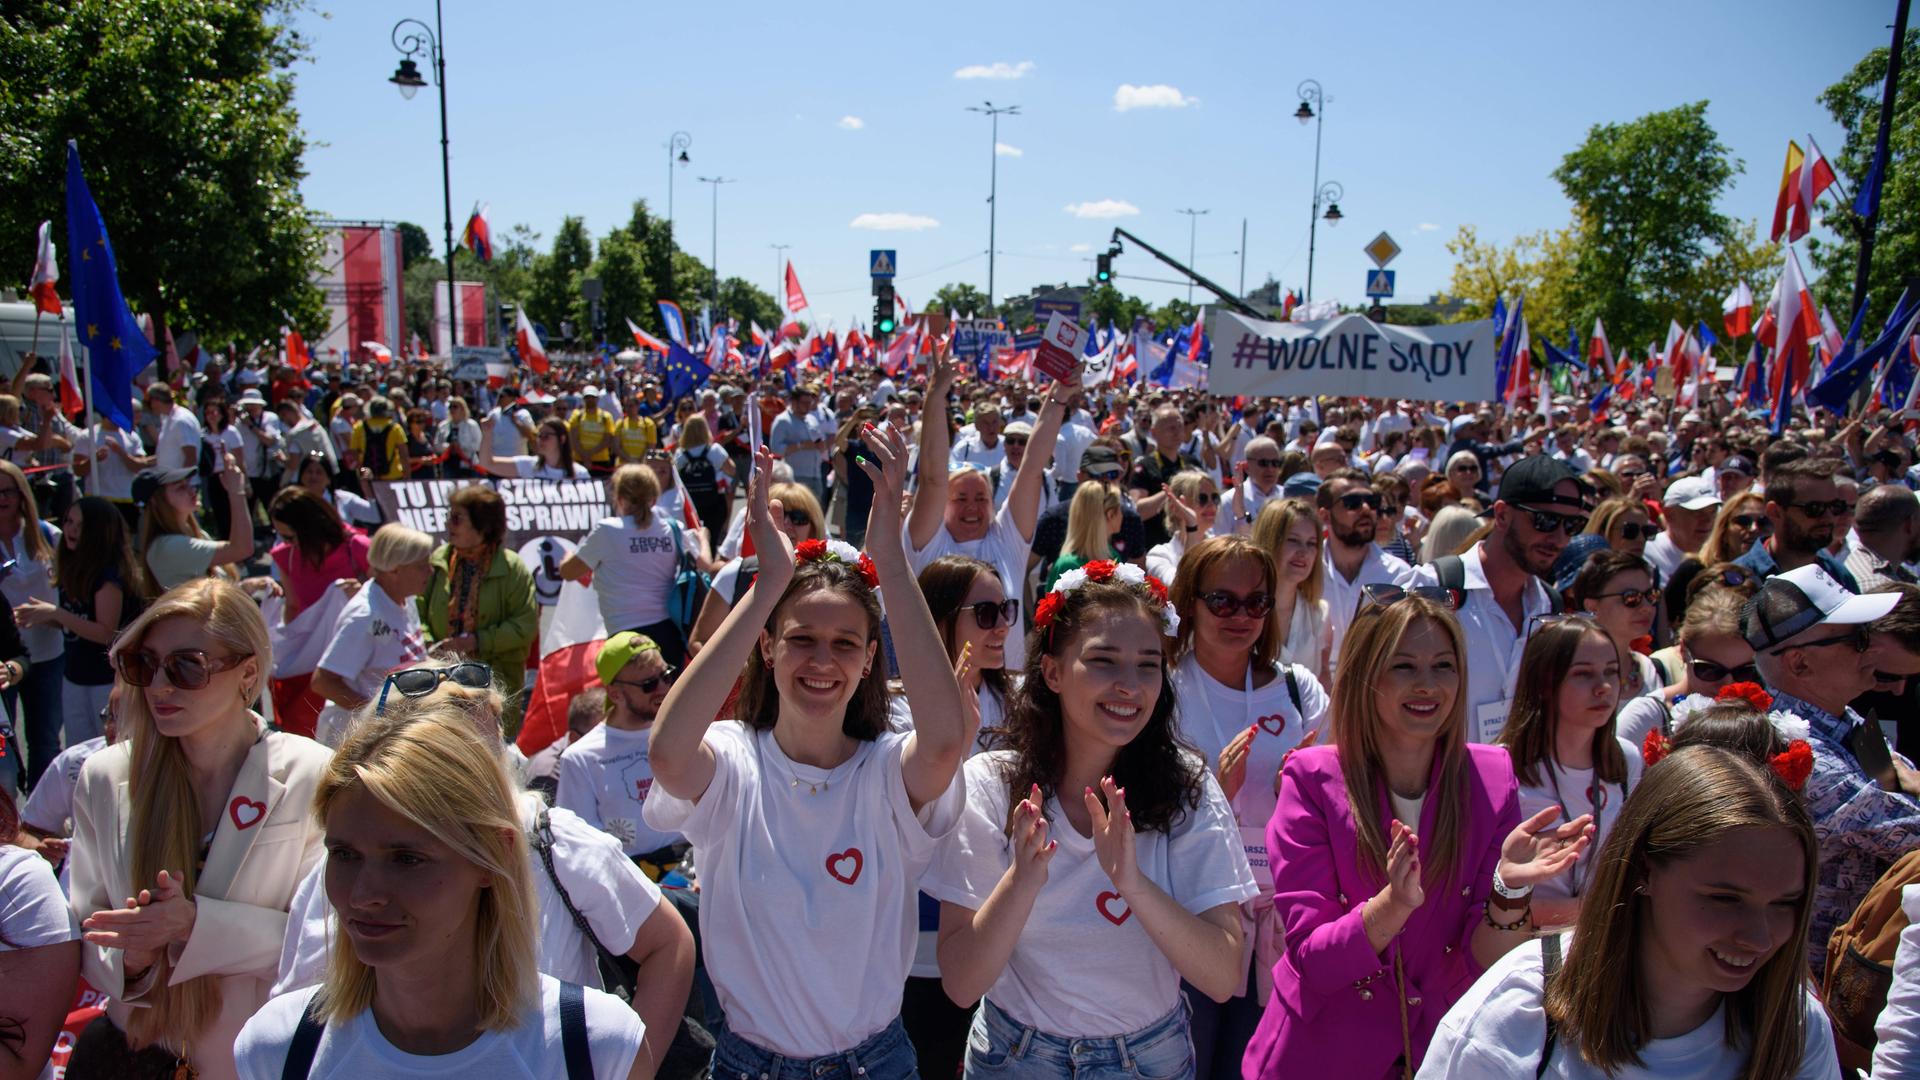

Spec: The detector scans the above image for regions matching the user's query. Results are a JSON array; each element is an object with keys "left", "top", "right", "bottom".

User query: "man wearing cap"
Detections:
[
  {"left": 1744, "top": 564, "right": 1919, "bottom": 974},
  {"left": 1646, "top": 474, "right": 1721, "bottom": 581},
  {"left": 1734, "top": 458, "right": 1862, "bottom": 590},
  {"left": 144, "top": 381, "right": 202, "bottom": 471},
  {"left": 986, "top": 420, "right": 1053, "bottom": 517},
  {"left": 555, "top": 632, "right": 690, "bottom": 876},
  {"left": 950, "top": 401, "right": 1008, "bottom": 473},
  {"left": 1445, "top": 414, "right": 1545, "bottom": 482},
  {"left": 1409, "top": 455, "right": 1588, "bottom": 742},
  {"left": 568, "top": 385, "right": 616, "bottom": 470},
  {"left": 234, "top": 388, "right": 284, "bottom": 521},
  {"left": 1318, "top": 469, "right": 1414, "bottom": 672},
  {"left": 1715, "top": 454, "right": 1756, "bottom": 500}
]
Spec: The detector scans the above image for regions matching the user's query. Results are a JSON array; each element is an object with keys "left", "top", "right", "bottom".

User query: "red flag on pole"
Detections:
[
  {"left": 515, "top": 307, "right": 550, "bottom": 374},
  {"left": 784, "top": 263, "right": 809, "bottom": 314},
  {"left": 29, "top": 221, "right": 61, "bottom": 316},
  {"left": 283, "top": 326, "right": 310, "bottom": 370}
]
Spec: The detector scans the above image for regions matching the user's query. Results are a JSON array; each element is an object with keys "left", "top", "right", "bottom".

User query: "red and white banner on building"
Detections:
[
  {"left": 433, "top": 279, "right": 491, "bottom": 357},
  {"left": 314, "top": 225, "right": 405, "bottom": 364}
]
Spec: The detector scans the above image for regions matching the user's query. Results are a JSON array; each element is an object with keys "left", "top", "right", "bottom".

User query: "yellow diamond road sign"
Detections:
[{"left": 1364, "top": 232, "right": 1401, "bottom": 268}]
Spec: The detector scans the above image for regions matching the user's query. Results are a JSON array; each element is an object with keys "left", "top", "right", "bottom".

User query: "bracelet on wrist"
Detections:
[
  {"left": 1482, "top": 897, "right": 1531, "bottom": 932},
  {"left": 1491, "top": 866, "right": 1533, "bottom": 901}
]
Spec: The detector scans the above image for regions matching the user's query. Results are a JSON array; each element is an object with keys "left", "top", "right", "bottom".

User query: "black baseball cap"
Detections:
[
  {"left": 1496, "top": 455, "right": 1586, "bottom": 512},
  {"left": 1081, "top": 446, "right": 1123, "bottom": 479},
  {"left": 132, "top": 466, "right": 196, "bottom": 508}
]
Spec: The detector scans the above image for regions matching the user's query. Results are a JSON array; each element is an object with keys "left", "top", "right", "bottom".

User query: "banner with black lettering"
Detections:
[
  {"left": 371, "top": 477, "right": 613, "bottom": 547},
  {"left": 1207, "top": 310, "right": 1500, "bottom": 402}
]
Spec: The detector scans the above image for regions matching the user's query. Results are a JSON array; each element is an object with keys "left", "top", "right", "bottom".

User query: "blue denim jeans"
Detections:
[
  {"left": 712, "top": 1015, "right": 920, "bottom": 1080},
  {"left": 6, "top": 654, "right": 65, "bottom": 792},
  {"left": 964, "top": 997, "right": 1195, "bottom": 1080}
]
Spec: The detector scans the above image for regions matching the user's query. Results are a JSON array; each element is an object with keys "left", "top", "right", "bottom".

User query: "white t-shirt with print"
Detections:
[
  {"left": 1416, "top": 935, "right": 1838, "bottom": 1080},
  {"left": 572, "top": 511, "right": 680, "bottom": 631},
  {"left": 317, "top": 581, "right": 427, "bottom": 702},
  {"left": 1515, "top": 737, "right": 1646, "bottom": 904},
  {"left": 904, "top": 502, "right": 1036, "bottom": 670},
  {"left": 236, "top": 974, "right": 642, "bottom": 1080},
  {"left": 1170, "top": 656, "right": 1330, "bottom": 892},
  {"left": 556, "top": 722, "right": 682, "bottom": 858},
  {"left": 641, "top": 722, "right": 964, "bottom": 1058},
  {"left": 923, "top": 750, "right": 1260, "bottom": 1038},
  {"left": 274, "top": 794, "right": 661, "bottom": 994}
]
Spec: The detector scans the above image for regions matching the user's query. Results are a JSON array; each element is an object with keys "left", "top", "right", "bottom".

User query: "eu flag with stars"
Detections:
[
  {"left": 65, "top": 141, "right": 153, "bottom": 430},
  {"left": 663, "top": 340, "right": 712, "bottom": 403}
]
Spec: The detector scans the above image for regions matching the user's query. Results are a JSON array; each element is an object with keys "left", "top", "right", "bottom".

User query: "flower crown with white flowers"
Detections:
[
  {"left": 1642, "top": 682, "right": 1815, "bottom": 791},
  {"left": 794, "top": 538, "right": 879, "bottom": 588},
  {"left": 1034, "top": 559, "right": 1179, "bottom": 641}
]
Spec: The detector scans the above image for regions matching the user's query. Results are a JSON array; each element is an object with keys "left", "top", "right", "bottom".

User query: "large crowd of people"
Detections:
[{"left": 3, "top": 337, "right": 1920, "bottom": 1080}]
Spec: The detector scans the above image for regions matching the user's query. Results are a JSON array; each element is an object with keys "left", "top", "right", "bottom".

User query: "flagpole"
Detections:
[
  {"left": 1851, "top": 0, "right": 1912, "bottom": 323},
  {"left": 28, "top": 310, "right": 41, "bottom": 361}
]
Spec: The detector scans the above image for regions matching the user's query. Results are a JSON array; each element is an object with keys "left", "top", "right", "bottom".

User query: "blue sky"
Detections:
[{"left": 288, "top": 0, "right": 1893, "bottom": 331}]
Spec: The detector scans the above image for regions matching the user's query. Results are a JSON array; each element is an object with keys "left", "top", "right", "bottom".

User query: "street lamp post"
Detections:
[
  {"left": 967, "top": 102, "right": 1019, "bottom": 310},
  {"left": 1176, "top": 209, "right": 1209, "bottom": 303},
  {"left": 388, "top": 2, "right": 455, "bottom": 356},
  {"left": 1295, "top": 79, "right": 1345, "bottom": 303},
  {"left": 665, "top": 131, "right": 691, "bottom": 243},
  {"left": 697, "top": 176, "right": 735, "bottom": 317},
  {"left": 770, "top": 243, "right": 790, "bottom": 318}
]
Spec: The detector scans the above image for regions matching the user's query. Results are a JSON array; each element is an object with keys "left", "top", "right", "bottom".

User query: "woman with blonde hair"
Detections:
[
  {"left": 67, "top": 578, "right": 331, "bottom": 1080},
  {"left": 1419, "top": 746, "right": 1835, "bottom": 1079},
  {"left": 235, "top": 702, "right": 649, "bottom": 1078},
  {"left": 1146, "top": 468, "right": 1222, "bottom": 587},
  {"left": 0, "top": 457, "right": 66, "bottom": 790},
  {"left": 1696, "top": 490, "right": 1769, "bottom": 568},
  {"left": 1420, "top": 504, "right": 1484, "bottom": 563},
  {"left": 1043, "top": 481, "right": 1120, "bottom": 592},
  {"left": 1584, "top": 495, "right": 1662, "bottom": 562},
  {"left": 562, "top": 464, "right": 703, "bottom": 665},
  {"left": 310, "top": 526, "right": 437, "bottom": 747},
  {"left": 1244, "top": 592, "right": 1593, "bottom": 1078},
  {"left": 1252, "top": 497, "right": 1332, "bottom": 686},
  {"left": 672, "top": 414, "right": 736, "bottom": 540}
]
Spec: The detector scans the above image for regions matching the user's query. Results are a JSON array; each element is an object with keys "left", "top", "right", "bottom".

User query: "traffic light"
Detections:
[
  {"left": 874, "top": 281, "right": 897, "bottom": 334},
  {"left": 1095, "top": 253, "right": 1111, "bottom": 282}
]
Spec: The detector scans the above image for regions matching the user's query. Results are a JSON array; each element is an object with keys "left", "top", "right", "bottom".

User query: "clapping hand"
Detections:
[
  {"left": 82, "top": 869, "right": 197, "bottom": 974},
  {"left": 1084, "top": 776, "right": 1141, "bottom": 895},
  {"left": 1496, "top": 806, "right": 1595, "bottom": 891},
  {"left": 743, "top": 446, "right": 795, "bottom": 593},
  {"left": 1008, "top": 783, "right": 1056, "bottom": 888}
]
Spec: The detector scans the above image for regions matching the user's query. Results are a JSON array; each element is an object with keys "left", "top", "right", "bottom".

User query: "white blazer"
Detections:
[{"left": 69, "top": 720, "right": 331, "bottom": 1080}]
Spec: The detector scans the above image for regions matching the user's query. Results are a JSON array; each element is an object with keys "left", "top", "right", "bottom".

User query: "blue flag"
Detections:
[
  {"left": 65, "top": 142, "right": 154, "bottom": 430},
  {"left": 1494, "top": 296, "right": 1525, "bottom": 397},
  {"left": 1856, "top": 139, "right": 1889, "bottom": 219},
  {"left": 657, "top": 301, "right": 689, "bottom": 347},
  {"left": 1491, "top": 296, "right": 1508, "bottom": 344},
  {"left": 662, "top": 340, "right": 712, "bottom": 403},
  {"left": 1808, "top": 295, "right": 1920, "bottom": 414},
  {"left": 1696, "top": 321, "right": 1718, "bottom": 351}
]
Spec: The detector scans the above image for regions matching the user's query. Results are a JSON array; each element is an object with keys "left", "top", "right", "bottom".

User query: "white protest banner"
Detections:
[
  {"left": 1208, "top": 310, "right": 1499, "bottom": 403},
  {"left": 1034, "top": 312, "right": 1087, "bottom": 382},
  {"left": 371, "top": 477, "right": 613, "bottom": 549}
]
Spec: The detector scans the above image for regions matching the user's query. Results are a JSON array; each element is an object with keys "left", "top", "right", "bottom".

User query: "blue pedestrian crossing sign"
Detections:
[
  {"left": 869, "top": 250, "right": 897, "bottom": 278},
  {"left": 1365, "top": 269, "right": 1396, "bottom": 298}
]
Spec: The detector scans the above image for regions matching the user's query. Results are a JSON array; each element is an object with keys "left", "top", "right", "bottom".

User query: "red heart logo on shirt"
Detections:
[
  {"left": 1256, "top": 713, "right": 1287, "bottom": 737},
  {"left": 229, "top": 796, "right": 266, "bottom": 830},
  {"left": 825, "top": 847, "right": 864, "bottom": 885},
  {"left": 1096, "top": 891, "right": 1131, "bottom": 925}
]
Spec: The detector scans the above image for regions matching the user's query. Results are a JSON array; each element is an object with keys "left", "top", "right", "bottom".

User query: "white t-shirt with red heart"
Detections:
[
  {"left": 641, "top": 720, "right": 964, "bottom": 1058},
  {"left": 923, "top": 749, "right": 1259, "bottom": 1039}
]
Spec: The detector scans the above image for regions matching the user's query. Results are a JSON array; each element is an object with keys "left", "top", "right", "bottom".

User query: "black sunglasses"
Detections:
[
  {"left": 375, "top": 662, "right": 494, "bottom": 714},
  {"left": 1616, "top": 522, "right": 1661, "bottom": 541},
  {"left": 1519, "top": 507, "right": 1589, "bottom": 536},
  {"left": 613, "top": 666, "right": 680, "bottom": 694},
  {"left": 1617, "top": 469, "right": 1648, "bottom": 480},
  {"left": 116, "top": 649, "right": 253, "bottom": 691},
  {"left": 1771, "top": 626, "right": 1871, "bottom": 656},
  {"left": 1002, "top": 436, "right": 1029, "bottom": 447},
  {"left": 967, "top": 598, "right": 1021, "bottom": 630},
  {"left": 1189, "top": 491, "right": 1222, "bottom": 507},
  {"left": 1358, "top": 583, "right": 1461, "bottom": 614},
  {"left": 1249, "top": 457, "right": 1284, "bottom": 470},
  {"left": 1731, "top": 514, "right": 1770, "bottom": 530},
  {"left": 1787, "top": 499, "right": 1850, "bottom": 519},
  {"left": 1338, "top": 492, "right": 1383, "bottom": 512},
  {"left": 1689, "top": 657, "right": 1760, "bottom": 683},
  {"left": 783, "top": 509, "right": 814, "bottom": 528},
  {"left": 1198, "top": 590, "right": 1275, "bottom": 619},
  {"left": 1594, "top": 586, "right": 1661, "bottom": 609}
]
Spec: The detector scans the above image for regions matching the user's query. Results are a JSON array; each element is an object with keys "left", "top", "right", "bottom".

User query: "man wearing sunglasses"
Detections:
[
  {"left": 1743, "top": 564, "right": 1919, "bottom": 977},
  {"left": 1734, "top": 458, "right": 1863, "bottom": 591},
  {"left": 1316, "top": 469, "right": 1412, "bottom": 671},
  {"left": 554, "top": 632, "right": 688, "bottom": 868},
  {"left": 1232, "top": 436, "right": 1286, "bottom": 528},
  {"left": 1409, "top": 455, "right": 1587, "bottom": 742}
]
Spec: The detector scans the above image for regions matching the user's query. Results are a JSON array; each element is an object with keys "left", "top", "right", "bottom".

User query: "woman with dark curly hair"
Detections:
[{"left": 925, "top": 561, "right": 1259, "bottom": 1079}]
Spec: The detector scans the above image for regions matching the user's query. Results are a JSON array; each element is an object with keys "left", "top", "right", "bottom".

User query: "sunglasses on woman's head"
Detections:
[
  {"left": 1198, "top": 590, "right": 1275, "bottom": 619},
  {"left": 115, "top": 649, "right": 253, "bottom": 690},
  {"left": 375, "top": 662, "right": 494, "bottom": 714},
  {"left": 1616, "top": 522, "right": 1661, "bottom": 541},
  {"left": 1689, "top": 657, "right": 1759, "bottom": 683},
  {"left": 1524, "top": 611, "right": 1600, "bottom": 635},
  {"left": 967, "top": 598, "right": 1021, "bottom": 630},
  {"left": 613, "top": 666, "right": 680, "bottom": 694}
]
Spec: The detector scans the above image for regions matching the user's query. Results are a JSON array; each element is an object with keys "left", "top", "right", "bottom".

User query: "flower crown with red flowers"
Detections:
[
  {"left": 1640, "top": 682, "right": 1814, "bottom": 792},
  {"left": 794, "top": 538, "right": 880, "bottom": 589},
  {"left": 1032, "top": 559, "right": 1178, "bottom": 641}
]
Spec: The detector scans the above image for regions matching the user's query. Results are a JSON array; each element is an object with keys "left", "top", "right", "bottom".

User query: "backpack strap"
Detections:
[
  {"left": 530, "top": 808, "right": 625, "bottom": 982},
  {"left": 1536, "top": 934, "right": 1564, "bottom": 1079},
  {"left": 279, "top": 990, "right": 327, "bottom": 1080},
  {"left": 1285, "top": 666, "right": 1303, "bottom": 715},
  {"left": 559, "top": 980, "right": 593, "bottom": 1080},
  {"left": 1434, "top": 554, "right": 1466, "bottom": 594}
]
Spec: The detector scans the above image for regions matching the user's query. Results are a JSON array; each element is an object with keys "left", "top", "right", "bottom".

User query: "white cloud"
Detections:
[
  {"left": 850, "top": 212, "right": 941, "bottom": 232},
  {"left": 837, "top": 116, "right": 864, "bottom": 130},
  {"left": 955, "top": 60, "right": 1034, "bottom": 80},
  {"left": 1113, "top": 84, "right": 1197, "bottom": 111},
  {"left": 1417, "top": 222, "right": 1440, "bottom": 232},
  {"left": 1064, "top": 199, "right": 1141, "bottom": 220},
  {"left": 1068, "top": 243, "right": 1093, "bottom": 253},
  {"left": 995, "top": 142, "right": 1023, "bottom": 157}
]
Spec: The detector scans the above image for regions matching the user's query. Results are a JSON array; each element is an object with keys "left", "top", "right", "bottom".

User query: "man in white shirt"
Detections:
[
  {"left": 1224, "top": 436, "right": 1286, "bottom": 534},
  {"left": 556, "top": 632, "right": 686, "bottom": 864},
  {"left": 1409, "top": 456, "right": 1589, "bottom": 742},
  {"left": 1548, "top": 425, "right": 1595, "bottom": 473},
  {"left": 143, "top": 381, "right": 201, "bottom": 470},
  {"left": 950, "top": 402, "right": 1008, "bottom": 472},
  {"left": 1317, "top": 469, "right": 1414, "bottom": 672},
  {"left": 1646, "top": 475, "right": 1721, "bottom": 580},
  {"left": 72, "top": 413, "right": 148, "bottom": 512}
]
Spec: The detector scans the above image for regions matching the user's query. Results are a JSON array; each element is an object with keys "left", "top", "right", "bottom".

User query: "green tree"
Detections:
[
  {"left": 396, "top": 221, "right": 433, "bottom": 266},
  {"left": 1150, "top": 299, "right": 1198, "bottom": 334},
  {"left": 0, "top": 0, "right": 325, "bottom": 346},
  {"left": 1808, "top": 29, "right": 1920, "bottom": 328},
  {"left": 1082, "top": 283, "right": 1151, "bottom": 330},
  {"left": 930, "top": 283, "right": 993, "bottom": 318},
  {"left": 525, "top": 216, "right": 593, "bottom": 340},
  {"left": 1551, "top": 101, "right": 1743, "bottom": 349},
  {"left": 589, "top": 229, "right": 653, "bottom": 347},
  {"left": 716, "top": 277, "right": 780, "bottom": 331},
  {"left": 403, "top": 223, "right": 538, "bottom": 346}
]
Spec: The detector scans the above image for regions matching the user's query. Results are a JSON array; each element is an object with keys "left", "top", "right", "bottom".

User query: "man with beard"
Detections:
[
  {"left": 1734, "top": 457, "right": 1863, "bottom": 590},
  {"left": 555, "top": 632, "right": 687, "bottom": 872},
  {"left": 1316, "top": 469, "right": 1413, "bottom": 673},
  {"left": 1410, "top": 455, "right": 1588, "bottom": 742}
]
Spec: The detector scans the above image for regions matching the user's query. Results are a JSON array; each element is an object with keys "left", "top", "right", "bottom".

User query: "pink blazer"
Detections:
[{"left": 1242, "top": 743, "right": 1520, "bottom": 1080}]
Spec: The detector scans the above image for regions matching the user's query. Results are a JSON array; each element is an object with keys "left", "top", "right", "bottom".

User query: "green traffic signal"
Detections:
[
  {"left": 1095, "top": 253, "right": 1112, "bottom": 282},
  {"left": 877, "top": 314, "right": 897, "bottom": 334}
]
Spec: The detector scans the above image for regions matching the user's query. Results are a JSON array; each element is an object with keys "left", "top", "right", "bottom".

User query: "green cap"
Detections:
[{"left": 595, "top": 631, "right": 659, "bottom": 686}]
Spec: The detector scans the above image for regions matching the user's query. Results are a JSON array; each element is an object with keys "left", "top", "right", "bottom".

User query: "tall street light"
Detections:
[
  {"left": 665, "top": 131, "right": 691, "bottom": 243},
  {"left": 697, "top": 176, "right": 735, "bottom": 316},
  {"left": 1296, "top": 79, "right": 1346, "bottom": 303},
  {"left": 388, "top": 2, "right": 455, "bottom": 355},
  {"left": 1176, "top": 208, "right": 1209, "bottom": 304},
  {"left": 769, "top": 243, "right": 790, "bottom": 318},
  {"left": 967, "top": 101, "right": 1019, "bottom": 310}
]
